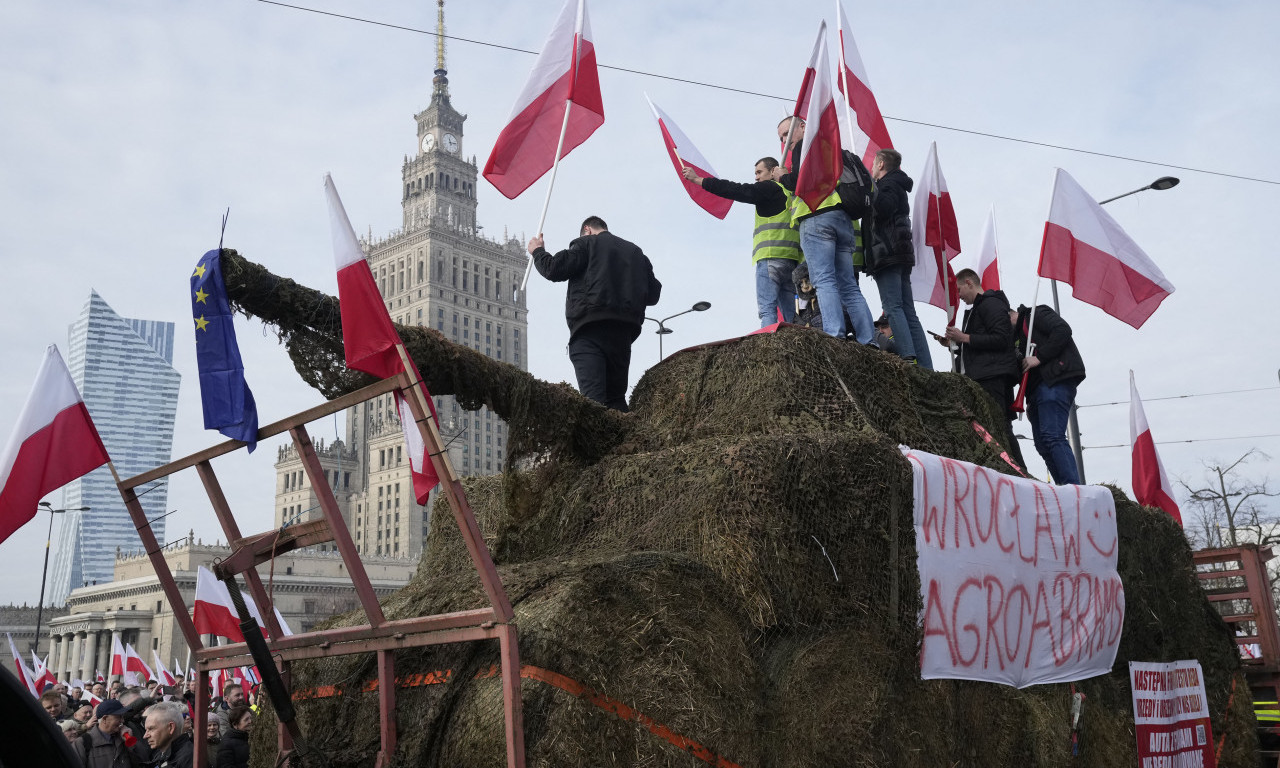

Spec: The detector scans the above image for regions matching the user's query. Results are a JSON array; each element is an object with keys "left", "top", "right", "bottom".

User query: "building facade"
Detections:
[
  {"left": 48, "top": 291, "right": 181, "bottom": 605},
  {"left": 274, "top": 5, "right": 529, "bottom": 560},
  {"left": 45, "top": 535, "right": 415, "bottom": 683}
]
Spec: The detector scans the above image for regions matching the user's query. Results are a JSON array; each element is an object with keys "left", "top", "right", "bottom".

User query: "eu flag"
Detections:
[{"left": 191, "top": 248, "right": 259, "bottom": 451}]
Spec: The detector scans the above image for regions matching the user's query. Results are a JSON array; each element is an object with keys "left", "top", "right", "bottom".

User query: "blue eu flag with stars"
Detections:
[{"left": 191, "top": 248, "right": 259, "bottom": 451}]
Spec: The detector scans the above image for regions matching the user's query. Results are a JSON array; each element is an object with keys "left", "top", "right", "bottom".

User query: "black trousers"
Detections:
[
  {"left": 975, "top": 376, "right": 1027, "bottom": 472},
  {"left": 569, "top": 321, "right": 639, "bottom": 412}
]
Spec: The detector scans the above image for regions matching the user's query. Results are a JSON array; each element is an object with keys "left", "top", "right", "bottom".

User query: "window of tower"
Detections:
[{"left": 418, "top": 260, "right": 424, "bottom": 282}]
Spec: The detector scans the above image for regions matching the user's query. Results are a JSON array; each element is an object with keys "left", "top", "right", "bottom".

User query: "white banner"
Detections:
[
  {"left": 904, "top": 447, "right": 1125, "bottom": 688},
  {"left": 1130, "top": 660, "right": 1215, "bottom": 768}
]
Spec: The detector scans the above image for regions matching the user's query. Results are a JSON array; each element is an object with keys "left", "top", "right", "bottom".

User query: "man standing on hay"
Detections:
[
  {"left": 529, "top": 216, "right": 662, "bottom": 412},
  {"left": 1011, "top": 302, "right": 1086, "bottom": 484}
]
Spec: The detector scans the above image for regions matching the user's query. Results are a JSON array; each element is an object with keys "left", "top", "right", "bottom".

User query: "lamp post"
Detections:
[
  {"left": 644, "top": 301, "right": 711, "bottom": 359},
  {"left": 1053, "top": 176, "right": 1179, "bottom": 484},
  {"left": 33, "top": 502, "right": 89, "bottom": 653}
]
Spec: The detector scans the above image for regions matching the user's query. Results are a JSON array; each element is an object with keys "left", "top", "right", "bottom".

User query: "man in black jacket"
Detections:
[
  {"left": 945, "top": 269, "right": 1023, "bottom": 468},
  {"left": 682, "top": 158, "right": 801, "bottom": 326},
  {"left": 1011, "top": 303, "right": 1087, "bottom": 484},
  {"left": 529, "top": 217, "right": 662, "bottom": 412},
  {"left": 869, "top": 149, "right": 932, "bottom": 368},
  {"left": 144, "top": 702, "right": 193, "bottom": 768}
]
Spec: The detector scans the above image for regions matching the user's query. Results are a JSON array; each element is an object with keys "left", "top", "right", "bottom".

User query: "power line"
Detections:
[
  {"left": 1078, "top": 385, "right": 1280, "bottom": 409},
  {"left": 255, "top": 0, "right": 1280, "bottom": 188},
  {"left": 1084, "top": 434, "right": 1280, "bottom": 450}
]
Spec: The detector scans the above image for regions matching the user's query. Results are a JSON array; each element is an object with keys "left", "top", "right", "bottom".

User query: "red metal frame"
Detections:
[{"left": 114, "top": 372, "right": 525, "bottom": 767}]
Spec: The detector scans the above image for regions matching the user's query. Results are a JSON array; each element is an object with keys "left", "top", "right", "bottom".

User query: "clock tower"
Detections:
[{"left": 403, "top": 0, "right": 477, "bottom": 233}]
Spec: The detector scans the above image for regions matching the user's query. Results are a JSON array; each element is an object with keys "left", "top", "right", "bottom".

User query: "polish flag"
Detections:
[
  {"left": 193, "top": 566, "right": 292, "bottom": 643},
  {"left": 645, "top": 95, "right": 732, "bottom": 220},
  {"left": 1130, "top": 372, "right": 1181, "bottom": 525},
  {"left": 975, "top": 206, "right": 1001, "bottom": 290},
  {"left": 152, "top": 651, "right": 176, "bottom": 686},
  {"left": 123, "top": 643, "right": 152, "bottom": 683},
  {"left": 84, "top": 691, "right": 103, "bottom": 708},
  {"left": 7, "top": 633, "right": 38, "bottom": 697},
  {"left": 911, "top": 142, "right": 962, "bottom": 322},
  {"left": 326, "top": 175, "right": 440, "bottom": 502},
  {"left": 794, "top": 28, "right": 843, "bottom": 213},
  {"left": 209, "top": 667, "right": 223, "bottom": 698},
  {"left": 30, "top": 652, "right": 57, "bottom": 691},
  {"left": 0, "top": 346, "right": 109, "bottom": 545},
  {"left": 1038, "top": 168, "right": 1174, "bottom": 328},
  {"left": 835, "top": 1, "right": 894, "bottom": 168},
  {"left": 482, "top": 0, "right": 604, "bottom": 199},
  {"left": 791, "top": 23, "right": 825, "bottom": 126},
  {"left": 95, "top": 670, "right": 105, "bottom": 683},
  {"left": 109, "top": 634, "right": 125, "bottom": 679}
]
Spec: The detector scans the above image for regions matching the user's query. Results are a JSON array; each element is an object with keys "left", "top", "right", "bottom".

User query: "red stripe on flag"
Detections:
[
  {"left": 0, "top": 403, "right": 107, "bottom": 544},
  {"left": 336, "top": 262, "right": 402, "bottom": 380},
  {"left": 1038, "top": 222, "right": 1172, "bottom": 329},
  {"left": 796, "top": 101, "right": 842, "bottom": 212},
  {"left": 1133, "top": 430, "right": 1182, "bottom": 524},
  {"left": 841, "top": 69, "right": 893, "bottom": 168},
  {"left": 980, "top": 258, "right": 1001, "bottom": 292},
  {"left": 657, "top": 120, "right": 731, "bottom": 220}
]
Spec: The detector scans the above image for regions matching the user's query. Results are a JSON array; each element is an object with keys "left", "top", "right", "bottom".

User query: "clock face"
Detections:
[
  {"left": 421, "top": 134, "right": 435, "bottom": 152},
  {"left": 443, "top": 133, "right": 459, "bottom": 154}
]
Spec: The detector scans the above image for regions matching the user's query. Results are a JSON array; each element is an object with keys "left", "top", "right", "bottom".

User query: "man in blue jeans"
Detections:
[
  {"left": 868, "top": 148, "right": 932, "bottom": 368},
  {"left": 1011, "top": 303, "right": 1086, "bottom": 484},
  {"left": 773, "top": 116, "right": 874, "bottom": 342}
]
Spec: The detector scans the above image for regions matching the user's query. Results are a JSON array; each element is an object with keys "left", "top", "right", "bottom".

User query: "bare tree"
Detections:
[{"left": 1180, "top": 449, "right": 1279, "bottom": 549}]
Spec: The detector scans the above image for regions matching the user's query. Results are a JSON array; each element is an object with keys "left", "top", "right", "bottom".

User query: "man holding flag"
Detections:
[
  {"left": 682, "top": 158, "right": 801, "bottom": 326},
  {"left": 1010, "top": 303, "right": 1086, "bottom": 485},
  {"left": 528, "top": 216, "right": 661, "bottom": 412}
]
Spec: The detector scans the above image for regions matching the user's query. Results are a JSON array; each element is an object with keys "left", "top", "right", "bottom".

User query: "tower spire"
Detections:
[{"left": 431, "top": 0, "right": 450, "bottom": 102}]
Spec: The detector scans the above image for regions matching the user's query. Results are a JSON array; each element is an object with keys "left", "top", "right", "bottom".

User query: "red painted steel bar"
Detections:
[
  {"left": 376, "top": 650, "right": 397, "bottom": 767},
  {"left": 197, "top": 624, "right": 501, "bottom": 667},
  {"left": 499, "top": 623, "right": 526, "bottom": 767}
]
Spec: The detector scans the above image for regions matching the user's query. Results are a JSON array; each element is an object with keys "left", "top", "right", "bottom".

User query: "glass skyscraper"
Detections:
[{"left": 48, "top": 291, "right": 180, "bottom": 604}]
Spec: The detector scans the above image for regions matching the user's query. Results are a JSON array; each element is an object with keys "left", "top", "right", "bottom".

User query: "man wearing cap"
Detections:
[
  {"left": 71, "top": 699, "right": 138, "bottom": 768},
  {"left": 873, "top": 315, "right": 897, "bottom": 355}
]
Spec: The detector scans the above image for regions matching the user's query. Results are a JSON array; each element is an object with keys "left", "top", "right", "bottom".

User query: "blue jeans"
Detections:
[
  {"left": 873, "top": 264, "right": 933, "bottom": 370},
  {"left": 798, "top": 211, "right": 873, "bottom": 342},
  {"left": 1028, "top": 380, "right": 1080, "bottom": 484},
  {"left": 755, "top": 258, "right": 798, "bottom": 327}
]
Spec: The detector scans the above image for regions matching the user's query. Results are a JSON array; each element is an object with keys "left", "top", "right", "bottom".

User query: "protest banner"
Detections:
[
  {"left": 1130, "top": 660, "right": 1215, "bottom": 768},
  {"left": 903, "top": 447, "right": 1125, "bottom": 688}
]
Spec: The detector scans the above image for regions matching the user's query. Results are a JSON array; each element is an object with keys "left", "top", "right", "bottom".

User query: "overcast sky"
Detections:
[{"left": 1, "top": 0, "right": 1277, "bottom": 608}]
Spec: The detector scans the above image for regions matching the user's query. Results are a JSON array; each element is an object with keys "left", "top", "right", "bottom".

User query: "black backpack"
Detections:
[{"left": 835, "top": 149, "right": 874, "bottom": 219}]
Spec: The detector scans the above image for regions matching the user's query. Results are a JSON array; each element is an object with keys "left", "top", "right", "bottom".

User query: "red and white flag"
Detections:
[
  {"left": 791, "top": 23, "right": 825, "bottom": 125},
  {"left": 109, "top": 634, "right": 125, "bottom": 680},
  {"left": 123, "top": 643, "right": 152, "bottom": 684},
  {"left": 911, "top": 142, "right": 961, "bottom": 322},
  {"left": 84, "top": 691, "right": 103, "bottom": 708},
  {"left": 645, "top": 95, "right": 732, "bottom": 220},
  {"left": 1038, "top": 168, "right": 1174, "bottom": 328},
  {"left": 1130, "top": 372, "right": 1181, "bottom": 525},
  {"left": 7, "top": 633, "right": 37, "bottom": 697},
  {"left": 975, "top": 205, "right": 1001, "bottom": 290},
  {"left": 794, "top": 26, "right": 843, "bottom": 213},
  {"left": 95, "top": 670, "right": 105, "bottom": 683},
  {"left": 193, "top": 566, "right": 292, "bottom": 643},
  {"left": 326, "top": 175, "right": 441, "bottom": 502},
  {"left": 30, "top": 652, "right": 57, "bottom": 691},
  {"left": 0, "top": 346, "right": 109, "bottom": 545},
  {"left": 482, "top": 0, "right": 604, "bottom": 199},
  {"left": 835, "top": 1, "right": 894, "bottom": 168},
  {"left": 152, "top": 651, "right": 176, "bottom": 686}
]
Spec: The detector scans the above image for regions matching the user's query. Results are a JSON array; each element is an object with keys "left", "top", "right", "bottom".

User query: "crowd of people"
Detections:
[
  {"left": 525, "top": 118, "right": 1087, "bottom": 486},
  {"left": 38, "top": 677, "right": 259, "bottom": 768}
]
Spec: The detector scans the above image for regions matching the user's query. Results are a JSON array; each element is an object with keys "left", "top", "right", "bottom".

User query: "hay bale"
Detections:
[{"left": 224, "top": 255, "right": 1256, "bottom": 767}]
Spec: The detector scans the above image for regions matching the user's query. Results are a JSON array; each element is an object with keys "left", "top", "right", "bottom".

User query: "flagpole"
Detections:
[{"left": 518, "top": 100, "right": 574, "bottom": 296}]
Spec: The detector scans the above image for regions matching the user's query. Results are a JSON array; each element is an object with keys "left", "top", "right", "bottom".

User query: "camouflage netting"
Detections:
[{"left": 223, "top": 250, "right": 1258, "bottom": 767}]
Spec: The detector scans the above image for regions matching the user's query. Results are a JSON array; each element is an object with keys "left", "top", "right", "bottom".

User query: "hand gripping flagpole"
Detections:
[{"left": 519, "top": 0, "right": 586, "bottom": 298}]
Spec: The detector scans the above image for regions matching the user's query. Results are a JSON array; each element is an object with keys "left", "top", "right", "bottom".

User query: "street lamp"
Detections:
[
  {"left": 33, "top": 502, "right": 89, "bottom": 654},
  {"left": 1054, "top": 175, "right": 1179, "bottom": 484},
  {"left": 645, "top": 301, "right": 711, "bottom": 359}
]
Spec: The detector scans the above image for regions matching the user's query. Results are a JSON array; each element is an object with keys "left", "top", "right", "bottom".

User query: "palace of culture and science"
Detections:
[{"left": 273, "top": 2, "right": 529, "bottom": 560}]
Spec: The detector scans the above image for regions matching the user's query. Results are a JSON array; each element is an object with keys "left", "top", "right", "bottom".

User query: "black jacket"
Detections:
[
  {"left": 957, "top": 289, "right": 1019, "bottom": 382},
  {"left": 533, "top": 231, "right": 661, "bottom": 338},
  {"left": 868, "top": 168, "right": 915, "bottom": 274},
  {"left": 152, "top": 732, "right": 194, "bottom": 768},
  {"left": 1013, "top": 304, "right": 1086, "bottom": 390},
  {"left": 700, "top": 177, "right": 787, "bottom": 218},
  {"left": 216, "top": 729, "right": 250, "bottom": 768}
]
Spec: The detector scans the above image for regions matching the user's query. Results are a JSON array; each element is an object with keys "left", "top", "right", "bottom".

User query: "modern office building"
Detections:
[
  {"left": 274, "top": 2, "right": 529, "bottom": 559},
  {"left": 47, "top": 291, "right": 181, "bottom": 605}
]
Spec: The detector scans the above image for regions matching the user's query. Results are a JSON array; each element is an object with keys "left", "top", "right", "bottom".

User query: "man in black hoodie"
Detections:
[
  {"left": 1010, "top": 303, "right": 1087, "bottom": 485},
  {"left": 869, "top": 149, "right": 932, "bottom": 368},
  {"left": 530, "top": 216, "right": 662, "bottom": 412},
  {"left": 945, "top": 269, "right": 1023, "bottom": 468}
]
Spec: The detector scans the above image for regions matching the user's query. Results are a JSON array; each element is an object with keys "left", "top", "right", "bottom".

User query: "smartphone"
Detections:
[{"left": 928, "top": 330, "right": 946, "bottom": 341}]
